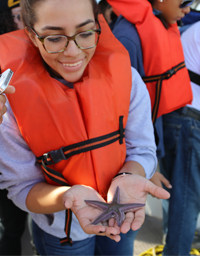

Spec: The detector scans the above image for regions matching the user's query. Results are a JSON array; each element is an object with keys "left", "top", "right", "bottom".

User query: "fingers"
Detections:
[
  {"left": 0, "top": 94, "right": 6, "bottom": 105},
  {"left": 158, "top": 173, "right": 172, "bottom": 189},
  {"left": 150, "top": 172, "right": 172, "bottom": 190},
  {"left": 120, "top": 212, "right": 133, "bottom": 234},
  {"left": 99, "top": 230, "right": 121, "bottom": 242},
  {"left": 93, "top": 226, "right": 121, "bottom": 242},
  {"left": 131, "top": 208, "right": 145, "bottom": 231},
  {"left": 150, "top": 172, "right": 163, "bottom": 188},
  {"left": 0, "top": 95, "right": 7, "bottom": 124},
  {"left": 120, "top": 208, "right": 145, "bottom": 233},
  {"left": 145, "top": 179, "right": 170, "bottom": 199},
  {"left": 4, "top": 85, "right": 15, "bottom": 94},
  {"left": 80, "top": 217, "right": 121, "bottom": 241}
]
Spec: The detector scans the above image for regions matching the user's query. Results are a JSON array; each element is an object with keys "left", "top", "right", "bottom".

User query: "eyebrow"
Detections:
[{"left": 41, "top": 19, "right": 95, "bottom": 31}]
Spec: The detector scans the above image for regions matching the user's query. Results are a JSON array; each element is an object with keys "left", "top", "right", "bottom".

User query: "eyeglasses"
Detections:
[
  {"left": 12, "top": 14, "right": 21, "bottom": 22},
  {"left": 180, "top": 0, "right": 194, "bottom": 8},
  {"left": 28, "top": 22, "right": 101, "bottom": 54}
]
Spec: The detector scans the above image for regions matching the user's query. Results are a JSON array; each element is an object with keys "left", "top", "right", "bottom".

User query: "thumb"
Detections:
[
  {"left": 63, "top": 191, "right": 75, "bottom": 209},
  {"left": 4, "top": 85, "right": 15, "bottom": 94}
]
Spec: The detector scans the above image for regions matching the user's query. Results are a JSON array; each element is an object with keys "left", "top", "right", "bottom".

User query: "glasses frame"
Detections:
[
  {"left": 180, "top": 0, "right": 194, "bottom": 8},
  {"left": 12, "top": 13, "right": 21, "bottom": 22},
  {"left": 28, "top": 20, "right": 101, "bottom": 54}
]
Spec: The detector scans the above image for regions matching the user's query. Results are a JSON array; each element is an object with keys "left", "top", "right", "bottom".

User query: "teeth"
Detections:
[{"left": 63, "top": 61, "right": 82, "bottom": 67}]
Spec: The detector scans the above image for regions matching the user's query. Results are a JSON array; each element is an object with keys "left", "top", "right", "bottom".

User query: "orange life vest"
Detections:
[
  {"left": 107, "top": 0, "right": 193, "bottom": 121},
  {"left": 0, "top": 15, "right": 132, "bottom": 199}
]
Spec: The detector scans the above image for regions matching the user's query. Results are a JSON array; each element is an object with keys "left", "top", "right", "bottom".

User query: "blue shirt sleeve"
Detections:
[{"left": 112, "top": 16, "right": 145, "bottom": 77}]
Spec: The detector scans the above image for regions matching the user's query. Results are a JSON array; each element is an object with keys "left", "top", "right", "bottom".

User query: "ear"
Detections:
[
  {"left": 153, "top": 0, "right": 165, "bottom": 10},
  {"left": 25, "top": 27, "right": 38, "bottom": 48}
]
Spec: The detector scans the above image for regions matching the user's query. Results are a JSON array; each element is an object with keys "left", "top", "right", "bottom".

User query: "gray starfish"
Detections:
[{"left": 85, "top": 186, "right": 145, "bottom": 227}]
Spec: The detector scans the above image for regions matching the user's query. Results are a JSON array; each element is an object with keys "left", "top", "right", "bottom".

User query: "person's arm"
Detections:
[
  {"left": 0, "top": 85, "right": 15, "bottom": 124},
  {"left": 125, "top": 67, "right": 157, "bottom": 179},
  {"left": 0, "top": 100, "right": 46, "bottom": 212},
  {"left": 0, "top": 101, "right": 71, "bottom": 214}
]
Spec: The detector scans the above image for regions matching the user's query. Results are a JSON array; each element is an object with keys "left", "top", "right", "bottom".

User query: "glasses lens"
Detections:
[
  {"left": 180, "top": 0, "right": 194, "bottom": 8},
  {"left": 12, "top": 14, "right": 21, "bottom": 22},
  {"left": 17, "top": 14, "right": 21, "bottom": 21},
  {"left": 76, "top": 31, "right": 99, "bottom": 49},
  {"left": 44, "top": 35, "right": 68, "bottom": 53}
]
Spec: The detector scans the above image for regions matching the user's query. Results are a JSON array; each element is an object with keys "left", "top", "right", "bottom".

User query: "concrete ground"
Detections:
[{"left": 21, "top": 214, "right": 164, "bottom": 256}]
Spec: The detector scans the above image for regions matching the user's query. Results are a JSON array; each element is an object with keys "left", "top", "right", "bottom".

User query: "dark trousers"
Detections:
[
  {"left": 0, "top": 189, "right": 27, "bottom": 255},
  {"left": 160, "top": 108, "right": 200, "bottom": 255}
]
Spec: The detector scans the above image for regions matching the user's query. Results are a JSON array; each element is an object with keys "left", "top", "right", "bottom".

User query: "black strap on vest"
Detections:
[
  {"left": 36, "top": 116, "right": 125, "bottom": 246},
  {"left": 188, "top": 69, "right": 200, "bottom": 86},
  {"left": 37, "top": 117, "right": 125, "bottom": 166},
  {"left": 39, "top": 161, "right": 73, "bottom": 246},
  {"left": 142, "top": 61, "right": 186, "bottom": 123}
]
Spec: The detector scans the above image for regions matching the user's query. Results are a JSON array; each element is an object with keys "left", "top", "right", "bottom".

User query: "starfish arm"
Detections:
[
  {"left": 84, "top": 200, "right": 109, "bottom": 211},
  {"left": 112, "top": 210, "right": 125, "bottom": 227},
  {"left": 91, "top": 210, "right": 114, "bottom": 225},
  {"left": 112, "top": 186, "right": 120, "bottom": 204},
  {"left": 119, "top": 203, "right": 145, "bottom": 213}
]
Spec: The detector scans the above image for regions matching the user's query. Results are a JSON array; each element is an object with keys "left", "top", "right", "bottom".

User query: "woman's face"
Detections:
[
  {"left": 153, "top": 0, "right": 190, "bottom": 24},
  {"left": 11, "top": 6, "right": 24, "bottom": 29},
  {"left": 29, "top": 0, "right": 97, "bottom": 82}
]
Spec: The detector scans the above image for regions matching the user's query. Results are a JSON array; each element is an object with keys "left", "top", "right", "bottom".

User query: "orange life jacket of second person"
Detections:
[
  {"left": 108, "top": 0, "right": 193, "bottom": 122},
  {"left": 0, "top": 16, "right": 132, "bottom": 200}
]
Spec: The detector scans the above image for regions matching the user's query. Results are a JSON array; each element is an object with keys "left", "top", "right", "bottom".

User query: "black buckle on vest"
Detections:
[
  {"left": 43, "top": 148, "right": 66, "bottom": 165},
  {"left": 166, "top": 67, "right": 176, "bottom": 79}
]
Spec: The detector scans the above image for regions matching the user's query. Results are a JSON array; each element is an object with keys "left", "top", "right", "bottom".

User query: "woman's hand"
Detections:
[
  {"left": 108, "top": 162, "right": 170, "bottom": 235},
  {"left": 63, "top": 185, "right": 121, "bottom": 242},
  {"left": 0, "top": 85, "right": 15, "bottom": 124},
  {"left": 150, "top": 171, "right": 172, "bottom": 189}
]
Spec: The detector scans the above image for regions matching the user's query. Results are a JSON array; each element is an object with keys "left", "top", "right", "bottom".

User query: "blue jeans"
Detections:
[
  {"left": 159, "top": 108, "right": 200, "bottom": 255},
  {"left": 32, "top": 220, "right": 138, "bottom": 255},
  {"left": 0, "top": 189, "right": 27, "bottom": 255}
]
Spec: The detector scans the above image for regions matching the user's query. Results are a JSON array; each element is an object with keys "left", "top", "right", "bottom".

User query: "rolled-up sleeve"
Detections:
[{"left": 125, "top": 67, "right": 157, "bottom": 179}]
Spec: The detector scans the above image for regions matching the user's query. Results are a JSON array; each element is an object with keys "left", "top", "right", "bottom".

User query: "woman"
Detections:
[
  {"left": 0, "top": 0, "right": 18, "bottom": 123},
  {"left": 0, "top": 0, "right": 169, "bottom": 255},
  {"left": 0, "top": 1, "right": 27, "bottom": 255}
]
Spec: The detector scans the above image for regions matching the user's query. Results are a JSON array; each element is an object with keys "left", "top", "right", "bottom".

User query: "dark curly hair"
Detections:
[{"left": 0, "top": 9, "right": 18, "bottom": 35}]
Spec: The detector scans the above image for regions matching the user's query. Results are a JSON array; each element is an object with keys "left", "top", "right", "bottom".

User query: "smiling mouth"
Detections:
[{"left": 63, "top": 60, "right": 82, "bottom": 67}]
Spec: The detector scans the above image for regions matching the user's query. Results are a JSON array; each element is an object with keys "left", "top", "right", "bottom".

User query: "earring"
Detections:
[{"left": 160, "top": 0, "right": 163, "bottom": 2}]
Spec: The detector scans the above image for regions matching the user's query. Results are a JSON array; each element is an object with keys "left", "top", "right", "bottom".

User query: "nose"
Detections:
[
  {"left": 182, "top": 6, "right": 190, "bottom": 15},
  {"left": 63, "top": 40, "right": 81, "bottom": 57}
]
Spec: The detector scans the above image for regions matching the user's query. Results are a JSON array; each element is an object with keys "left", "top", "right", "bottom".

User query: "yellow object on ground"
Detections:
[{"left": 139, "top": 245, "right": 200, "bottom": 256}]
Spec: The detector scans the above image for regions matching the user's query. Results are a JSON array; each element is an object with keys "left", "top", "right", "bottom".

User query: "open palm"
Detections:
[{"left": 63, "top": 185, "right": 121, "bottom": 242}]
